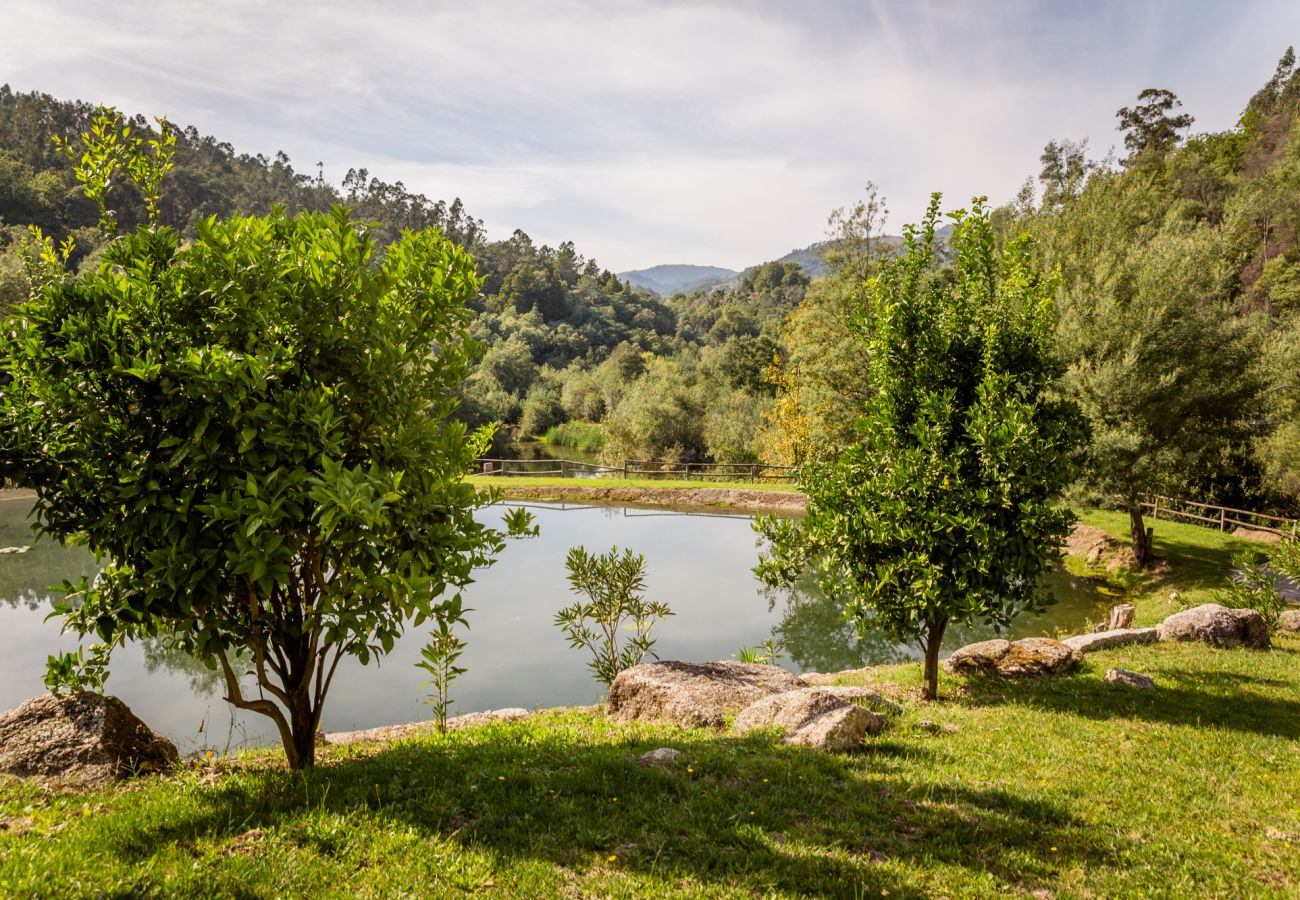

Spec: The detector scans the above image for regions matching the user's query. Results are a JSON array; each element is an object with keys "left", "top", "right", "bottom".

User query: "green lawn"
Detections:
[
  {"left": 2, "top": 509, "right": 1297, "bottom": 898},
  {"left": 467, "top": 474, "right": 799, "bottom": 492}
]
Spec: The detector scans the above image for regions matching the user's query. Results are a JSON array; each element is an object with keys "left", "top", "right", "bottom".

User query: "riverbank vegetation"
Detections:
[{"left": 1, "top": 512, "right": 1296, "bottom": 898}]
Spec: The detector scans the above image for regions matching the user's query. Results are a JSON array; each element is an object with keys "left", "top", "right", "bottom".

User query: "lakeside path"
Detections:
[{"left": 466, "top": 475, "right": 807, "bottom": 515}]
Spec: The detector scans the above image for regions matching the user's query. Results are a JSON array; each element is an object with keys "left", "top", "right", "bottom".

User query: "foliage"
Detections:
[
  {"left": 43, "top": 642, "right": 112, "bottom": 694},
  {"left": 1217, "top": 539, "right": 1299, "bottom": 632},
  {"left": 757, "top": 196, "right": 1085, "bottom": 700},
  {"left": 735, "top": 636, "right": 785, "bottom": 666},
  {"left": 554, "top": 546, "right": 672, "bottom": 687},
  {"left": 1116, "top": 88, "right": 1195, "bottom": 164},
  {"left": 416, "top": 595, "right": 471, "bottom": 734},
  {"left": 1, "top": 125, "right": 531, "bottom": 768},
  {"left": 543, "top": 421, "right": 606, "bottom": 454}
]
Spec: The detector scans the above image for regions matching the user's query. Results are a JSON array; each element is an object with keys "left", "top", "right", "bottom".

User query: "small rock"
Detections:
[
  {"left": 914, "top": 720, "right": 958, "bottom": 735},
  {"left": 1156, "top": 604, "right": 1270, "bottom": 649},
  {"left": 942, "top": 638, "right": 1081, "bottom": 678},
  {"left": 1104, "top": 668, "right": 1155, "bottom": 689},
  {"left": 0, "top": 693, "right": 178, "bottom": 785},
  {"left": 1062, "top": 627, "right": 1158, "bottom": 654},
  {"left": 606, "top": 660, "right": 806, "bottom": 728},
  {"left": 638, "top": 747, "right": 682, "bottom": 766},
  {"left": 1266, "top": 826, "right": 1295, "bottom": 842},
  {"left": 1278, "top": 609, "right": 1300, "bottom": 633},
  {"left": 733, "top": 687, "right": 885, "bottom": 750},
  {"left": 1107, "top": 604, "right": 1136, "bottom": 630}
]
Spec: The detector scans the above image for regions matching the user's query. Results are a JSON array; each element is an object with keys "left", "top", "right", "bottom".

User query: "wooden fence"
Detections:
[
  {"left": 477, "top": 458, "right": 796, "bottom": 483},
  {"left": 1141, "top": 495, "right": 1299, "bottom": 538}
]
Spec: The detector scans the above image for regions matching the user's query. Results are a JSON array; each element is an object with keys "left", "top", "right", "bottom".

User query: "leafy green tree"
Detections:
[
  {"left": 757, "top": 196, "right": 1084, "bottom": 700},
  {"left": 2, "top": 113, "right": 531, "bottom": 768},
  {"left": 1117, "top": 88, "right": 1195, "bottom": 164}
]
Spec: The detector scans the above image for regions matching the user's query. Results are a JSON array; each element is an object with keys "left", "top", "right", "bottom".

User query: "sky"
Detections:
[{"left": 4, "top": 1, "right": 1300, "bottom": 272}]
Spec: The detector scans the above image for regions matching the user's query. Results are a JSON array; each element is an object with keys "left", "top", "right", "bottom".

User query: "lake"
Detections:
[{"left": 0, "top": 496, "right": 1110, "bottom": 753}]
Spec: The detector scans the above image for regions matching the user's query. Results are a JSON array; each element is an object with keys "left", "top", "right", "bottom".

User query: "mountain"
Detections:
[
  {"left": 617, "top": 264, "right": 738, "bottom": 295},
  {"left": 632, "top": 225, "right": 957, "bottom": 296}
]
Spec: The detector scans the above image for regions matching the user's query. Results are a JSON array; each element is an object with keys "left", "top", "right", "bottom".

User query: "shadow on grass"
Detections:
[
  {"left": 955, "top": 660, "right": 1300, "bottom": 740},
  {"left": 100, "top": 723, "right": 1117, "bottom": 897}
]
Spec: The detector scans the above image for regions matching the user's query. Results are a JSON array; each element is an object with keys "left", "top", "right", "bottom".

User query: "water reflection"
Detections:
[
  {"left": 766, "top": 566, "right": 1113, "bottom": 674},
  {"left": 0, "top": 497, "right": 1111, "bottom": 748}
]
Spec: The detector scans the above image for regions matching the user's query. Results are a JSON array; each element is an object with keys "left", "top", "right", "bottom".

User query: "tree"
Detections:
[
  {"left": 2, "top": 113, "right": 531, "bottom": 769},
  {"left": 756, "top": 196, "right": 1084, "bottom": 700},
  {"left": 1117, "top": 88, "right": 1194, "bottom": 164}
]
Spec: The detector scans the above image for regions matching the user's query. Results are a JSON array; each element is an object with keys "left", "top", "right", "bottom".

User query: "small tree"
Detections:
[
  {"left": 1, "top": 110, "right": 532, "bottom": 769},
  {"left": 555, "top": 546, "right": 672, "bottom": 686},
  {"left": 756, "top": 196, "right": 1084, "bottom": 700}
]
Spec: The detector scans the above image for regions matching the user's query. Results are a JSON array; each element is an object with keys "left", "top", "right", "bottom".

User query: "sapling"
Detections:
[{"left": 555, "top": 546, "right": 672, "bottom": 686}]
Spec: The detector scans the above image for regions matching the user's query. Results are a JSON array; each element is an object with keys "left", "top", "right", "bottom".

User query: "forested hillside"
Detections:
[{"left": 3, "top": 52, "right": 1299, "bottom": 514}]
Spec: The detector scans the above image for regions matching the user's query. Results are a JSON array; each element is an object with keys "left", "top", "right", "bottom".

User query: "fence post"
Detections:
[
  {"left": 623, "top": 461, "right": 629, "bottom": 480},
  {"left": 1219, "top": 508, "right": 1227, "bottom": 532},
  {"left": 1152, "top": 497, "right": 1159, "bottom": 522}
]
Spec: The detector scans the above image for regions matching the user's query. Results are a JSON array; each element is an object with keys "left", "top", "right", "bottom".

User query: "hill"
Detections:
[{"left": 617, "top": 264, "right": 738, "bottom": 295}]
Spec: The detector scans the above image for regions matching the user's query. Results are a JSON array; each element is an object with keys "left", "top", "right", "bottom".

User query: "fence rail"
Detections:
[
  {"left": 477, "top": 458, "right": 796, "bottom": 483},
  {"left": 1141, "top": 494, "right": 1299, "bottom": 538}
]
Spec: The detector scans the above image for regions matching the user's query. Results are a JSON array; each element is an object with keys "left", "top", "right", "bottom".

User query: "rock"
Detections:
[
  {"left": 1279, "top": 610, "right": 1300, "bottom": 633},
  {"left": 0, "top": 693, "right": 178, "bottom": 785},
  {"left": 915, "top": 720, "right": 958, "bottom": 735},
  {"left": 942, "top": 638, "right": 1081, "bottom": 678},
  {"left": 606, "top": 660, "right": 806, "bottom": 727},
  {"left": 638, "top": 747, "right": 682, "bottom": 766},
  {"left": 1107, "top": 604, "right": 1136, "bottom": 630},
  {"left": 325, "top": 707, "right": 533, "bottom": 745},
  {"left": 733, "top": 688, "right": 884, "bottom": 751},
  {"left": 1156, "top": 604, "right": 1270, "bottom": 649},
  {"left": 807, "top": 685, "right": 904, "bottom": 716},
  {"left": 1062, "top": 627, "right": 1158, "bottom": 654},
  {"left": 1104, "top": 668, "right": 1155, "bottom": 689}
]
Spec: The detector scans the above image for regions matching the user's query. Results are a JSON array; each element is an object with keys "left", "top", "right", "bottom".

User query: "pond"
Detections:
[{"left": 0, "top": 496, "right": 1111, "bottom": 753}]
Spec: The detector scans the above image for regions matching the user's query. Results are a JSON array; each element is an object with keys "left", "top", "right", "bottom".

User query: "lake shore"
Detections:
[{"left": 468, "top": 476, "right": 807, "bottom": 514}]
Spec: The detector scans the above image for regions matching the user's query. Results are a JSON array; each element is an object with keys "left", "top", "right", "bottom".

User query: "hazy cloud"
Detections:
[{"left": 4, "top": 0, "right": 1298, "bottom": 269}]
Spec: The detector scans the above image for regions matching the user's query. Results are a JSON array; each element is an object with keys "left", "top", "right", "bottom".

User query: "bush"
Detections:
[{"left": 544, "top": 421, "right": 606, "bottom": 453}]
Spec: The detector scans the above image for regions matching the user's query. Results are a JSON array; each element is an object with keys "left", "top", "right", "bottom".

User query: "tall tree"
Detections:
[
  {"left": 757, "top": 196, "right": 1084, "bottom": 700},
  {"left": 1117, "top": 88, "right": 1195, "bottom": 164}
]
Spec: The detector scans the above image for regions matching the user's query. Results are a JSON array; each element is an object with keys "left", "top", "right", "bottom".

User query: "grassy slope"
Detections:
[
  {"left": 1, "top": 512, "right": 1297, "bottom": 898},
  {"left": 466, "top": 474, "right": 799, "bottom": 492}
]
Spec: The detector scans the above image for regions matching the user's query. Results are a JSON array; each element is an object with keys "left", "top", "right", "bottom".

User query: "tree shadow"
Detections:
[
  {"left": 98, "top": 721, "right": 1117, "bottom": 897},
  {"left": 953, "top": 663, "right": 1300, "bottom": 740}
]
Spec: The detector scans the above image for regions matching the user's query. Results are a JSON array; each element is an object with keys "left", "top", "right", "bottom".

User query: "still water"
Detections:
[{"left": 0, "top": 496, "right": 1109, "bottom": 753}]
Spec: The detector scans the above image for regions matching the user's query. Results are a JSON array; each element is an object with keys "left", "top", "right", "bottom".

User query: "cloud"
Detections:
[{"left": 3, "top": 0, "right": 1299, "bottom": 269}]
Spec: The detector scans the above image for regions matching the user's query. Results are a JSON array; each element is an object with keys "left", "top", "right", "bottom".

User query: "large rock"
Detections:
[
  {"left": 1280, "top": 609, "right": 1300, "bottom": 633},
  {"left": 733, "top": 688, "right": 884, "bottom": 750},
  {"left": 606, "top": 660, "right": 806, "bottom": 727},
  {"left": 1156, "top": 604, "right": 1271, "bottom": 649},
  {"left": 942, "top": 638, "right": 1081, "bottom": 678},
  {"left": 0, "top": 693, "right": 178, "bottom": 785},
  {"left": 1107, "top": 604, "right": 1136, "bottom": 630},
  {"left": 1062, "top": 627, "right": 1158, "bottom": 654}
]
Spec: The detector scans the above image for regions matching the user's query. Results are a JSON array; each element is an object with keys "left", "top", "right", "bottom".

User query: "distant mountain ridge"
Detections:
[
  {"left": 622, "top": 226, "right": 954, "bottom": 296},
  {"left": 617, "top": 264, "right": 739, "bottom": 295}
]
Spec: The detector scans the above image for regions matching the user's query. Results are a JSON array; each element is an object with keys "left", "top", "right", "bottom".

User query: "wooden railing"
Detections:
[
  {"left": 476, "top": 458, "right": 796, "bottom": 483},
  {"left": 1142, "top": 495, "right": 1298, "bottom": 538}
]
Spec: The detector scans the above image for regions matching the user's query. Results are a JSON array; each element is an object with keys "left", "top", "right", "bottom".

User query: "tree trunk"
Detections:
[
  {"left": 920, "top": 619, "right": 948, "bottom": 701},
  {"left": 285, "top": 680, "right": 318, "bottom": 770},
  {"left": 1128, "top": 501, "right": 1153, "bottom": 569}
]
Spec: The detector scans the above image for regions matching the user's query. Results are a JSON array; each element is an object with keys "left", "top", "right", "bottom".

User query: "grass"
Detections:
[
  {"left": 2, "top": 510, "right": 1298, "bottom": 897},
  {"left": 466, "top": 474, "right": 799, "bottom": 492}
]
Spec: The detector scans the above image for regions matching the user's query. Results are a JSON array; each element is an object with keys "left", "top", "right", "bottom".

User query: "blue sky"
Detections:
[{"left": 4, "top": 1, "right": 1299, "bottom": 271}]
